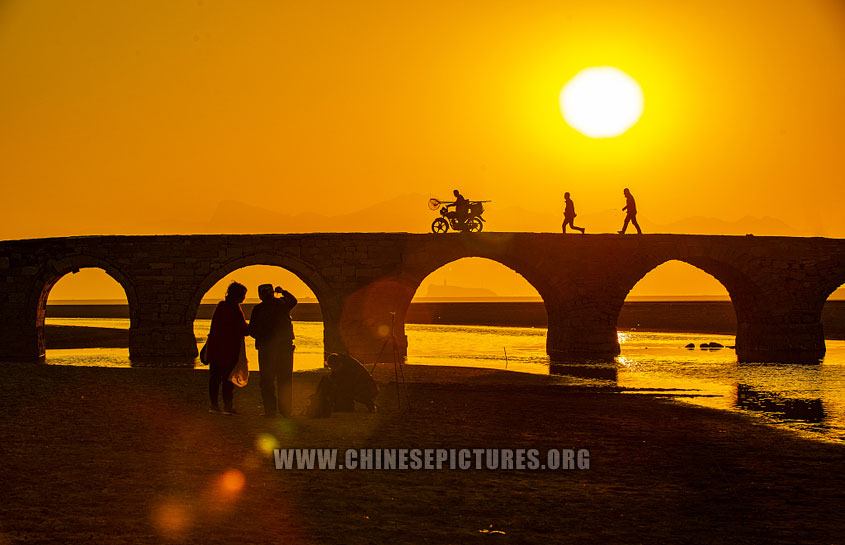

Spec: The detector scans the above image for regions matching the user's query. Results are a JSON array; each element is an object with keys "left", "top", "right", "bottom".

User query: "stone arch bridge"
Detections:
[{"left": 2, "top": 233, "right": 844, "bottom": 365}]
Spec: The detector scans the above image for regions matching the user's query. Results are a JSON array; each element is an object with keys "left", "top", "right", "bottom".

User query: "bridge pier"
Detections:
[
  {"left": 0, "top": 322, "right": 42, "bottom": 361},
  {"left": 339, "top": 317, "right": 408, "bottom": 364},
  {"left": 546, "top": 314, "right": 620, "bottom": 361},
  {"left": 320, "top": 308, "right": 349, "bottom": 360},
  {"left": 542, "top": 275, "right": 627, "bottom": 362},
  {"left": 129, "top": 324, "right": 198, "bottom": 364},
  {"left": 337, "top": 278, "right": 413, "bottom": 364},
  {"left": 733, "top": 282, "right": 829, "bottom": 364},
  {"left": 736, "top": 321, "right": 825, "bottom": 364}
]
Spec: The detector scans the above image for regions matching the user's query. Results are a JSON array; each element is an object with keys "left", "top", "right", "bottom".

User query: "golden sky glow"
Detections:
[{"left": 4, "top": 1, "right": 845, "bottom": 298}]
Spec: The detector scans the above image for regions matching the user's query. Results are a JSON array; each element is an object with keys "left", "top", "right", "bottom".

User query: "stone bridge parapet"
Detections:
[{"left": 1, "top": 233, "right": 844, "bottom": 365}]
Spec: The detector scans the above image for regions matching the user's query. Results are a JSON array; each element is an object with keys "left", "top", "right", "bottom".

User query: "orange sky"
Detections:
[{"left": 4, "top": 1, "right": 845, "bottom": 299}]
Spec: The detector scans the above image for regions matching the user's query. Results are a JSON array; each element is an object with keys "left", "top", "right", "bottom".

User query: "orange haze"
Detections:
[{"left": 3, "top": 1, "right": 845, "bottom": 299}]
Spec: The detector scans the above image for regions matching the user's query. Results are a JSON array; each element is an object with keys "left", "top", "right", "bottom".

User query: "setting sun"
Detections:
[{"left": 560, "top": 67, "right": 644, "bottom": 138}]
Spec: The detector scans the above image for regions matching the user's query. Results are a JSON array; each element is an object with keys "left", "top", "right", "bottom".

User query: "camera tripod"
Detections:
[{"left": 371, "top": 311, "right": 411, "bottom": 411}]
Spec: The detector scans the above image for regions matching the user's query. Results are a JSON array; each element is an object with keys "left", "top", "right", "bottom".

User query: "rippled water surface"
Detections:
[{"left": 45, "top": 318, "right": 845, "bottom": 442}]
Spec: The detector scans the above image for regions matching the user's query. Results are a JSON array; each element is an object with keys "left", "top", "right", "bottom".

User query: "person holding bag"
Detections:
[{"left": 205, "top": 281, "right": 249, "bottom": 415}]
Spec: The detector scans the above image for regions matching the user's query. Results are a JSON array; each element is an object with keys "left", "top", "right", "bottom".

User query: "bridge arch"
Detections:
[
  {"left": 402, "top": 257, "right": 548, "bottom": 363},
  {"left": 816, "top": 268, "right": 845, "bottom": 321},
  {"left": 188, "top": 253, "right": 342, "bottom": 357},
  {"left": 820, "top": 275, "right": 845, "bottom": 346},
  {"left": 28, "top": 255, "right": 139, "bottom": 359},
  {"left": 339, "top": 249, "right": 558, "bottom": 363},
  {"left": 618, "top": 258, "right": 738, "bottom": 334},
  {"left": 615, "top": 253, "right": 761, "bottom": 325}
]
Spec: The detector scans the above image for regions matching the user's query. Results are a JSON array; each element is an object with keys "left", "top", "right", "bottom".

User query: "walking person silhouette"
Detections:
[
  {"left": 562, "top": 192, "right": 586, "bottom": 234},
  {"left": 618, "top": 188, "right": 642, "bottom": 234}
]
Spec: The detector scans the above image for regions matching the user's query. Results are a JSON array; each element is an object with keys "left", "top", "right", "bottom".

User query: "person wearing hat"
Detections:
[{"left": 249, "top": 284, "right": 298, "bottom": 417}]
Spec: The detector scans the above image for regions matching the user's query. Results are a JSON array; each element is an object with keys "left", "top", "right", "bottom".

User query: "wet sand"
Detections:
[{"left": 2, "top": 361, "right": 844, "bottom": 544}]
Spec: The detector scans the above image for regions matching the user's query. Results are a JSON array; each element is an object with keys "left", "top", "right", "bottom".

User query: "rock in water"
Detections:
[
  {"left": 700, "top": 343, "right": 710, "bottom": 349},
  {"left": 685, "top": 343, "right": 695, "bottom": 349}
]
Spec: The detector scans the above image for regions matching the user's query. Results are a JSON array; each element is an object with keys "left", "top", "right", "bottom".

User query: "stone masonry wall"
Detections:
[{"left": 1, "top": 233, "right": 844, "bottom": 364}]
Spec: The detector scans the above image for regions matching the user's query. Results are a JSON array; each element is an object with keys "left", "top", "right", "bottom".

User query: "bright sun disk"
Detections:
[{"left": 560, "top": 67, "right": 644, "bottom": 138}]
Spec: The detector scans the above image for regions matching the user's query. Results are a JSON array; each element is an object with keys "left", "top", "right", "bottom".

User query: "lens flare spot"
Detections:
[
  {"left": 256, "top": 433, "right": 280, "bottom": 455},
  {"left": 152, "top": 499, "right": 192, "bottom": 538},
  {"left": 219, "top": 469, "right": 246, "bottom": 495},
  {"left": 274, "top": 418, "right": 296, "bottom": 437},
  {"left": 377, "top": 325, "right": 390, "bottom": 337}
]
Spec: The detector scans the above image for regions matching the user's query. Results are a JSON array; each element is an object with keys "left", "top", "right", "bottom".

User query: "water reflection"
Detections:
[
  {"left": 736, "top": 384, "right": 825, "bottom": 424},
  {"left": 44, "top": 318, "right": 845, "bottom": 442},
  {"left": 549, "top": 362, "right": 618, "bottom": 381}
]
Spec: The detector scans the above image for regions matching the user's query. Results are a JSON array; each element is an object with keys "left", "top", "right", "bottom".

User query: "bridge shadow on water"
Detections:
[
  {"left": 736, "top": 383, "right": 826, "bottom": 424},
  {"left": 549, "top": 360, "right": 619, "bottom": 381}
]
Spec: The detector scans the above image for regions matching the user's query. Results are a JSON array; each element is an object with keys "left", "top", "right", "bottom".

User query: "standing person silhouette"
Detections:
[
  {"left": 618, "top": 188, "right": 642, "bottom": 234},
  {"left": 249, "top": 284, "right": 298, "bottom": 418},
  {"left": 562, "top": 192, "right": 586, "bottom": 234},
  {"left": 205, "top": 281, "right": 249, "bottom": 415}
]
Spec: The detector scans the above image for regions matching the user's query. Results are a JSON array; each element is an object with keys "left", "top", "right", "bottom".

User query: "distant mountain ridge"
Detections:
[
  {"left": 207, "top": 195, "right": 806, "bottom": 236},
  {"left": 208, "top": 194, "right": 433, "bottom": 233}
]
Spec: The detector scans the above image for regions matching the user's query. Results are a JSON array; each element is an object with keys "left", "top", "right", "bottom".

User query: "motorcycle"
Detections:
[{"left": 428, "top": 198, "right": 490, "bottom": 233}]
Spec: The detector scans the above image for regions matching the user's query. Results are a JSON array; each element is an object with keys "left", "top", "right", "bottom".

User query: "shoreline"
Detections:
[
  {"left": 2, "top": 361, "right": 843, "bottom": 543},
  {"left": 47, "top": 301, "right": 845, "bottom": 340},
  {"left": 44, "top": 323, "right": 736, "bottom": 351}
]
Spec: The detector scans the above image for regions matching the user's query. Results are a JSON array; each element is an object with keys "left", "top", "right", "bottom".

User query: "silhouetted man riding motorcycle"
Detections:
[
  {"left": 429, "top": 192, "right": 488, "bottom": 233},
  {"left": 451, "top": 189, "right": 469, "bottom": 226}
]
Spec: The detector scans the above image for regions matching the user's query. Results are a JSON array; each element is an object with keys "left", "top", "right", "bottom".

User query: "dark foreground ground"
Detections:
[{"left": 2, "top": 362, "right": 844, "bottom": 544}]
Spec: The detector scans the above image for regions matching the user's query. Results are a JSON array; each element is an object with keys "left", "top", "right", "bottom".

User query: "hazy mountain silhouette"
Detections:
[
  {"left": 652, "top": 215, "right": 801, "bottom": 236},
  {"left": 208, "top": 194, "right": 432, "bottom": 233},
  {"left": 208, "top": 196, "right": 805, "bottom": 236},
  {"left": 487, "top": 206, "right": 804, "bottom": 236}
]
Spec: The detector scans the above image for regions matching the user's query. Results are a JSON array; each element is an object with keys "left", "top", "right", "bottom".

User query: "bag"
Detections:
[
  {"left": 199, "top": 341, "right": 210, "bottom": 365},
  {"left": 228, "top": 339, "right": 249, "bottom": 387}
]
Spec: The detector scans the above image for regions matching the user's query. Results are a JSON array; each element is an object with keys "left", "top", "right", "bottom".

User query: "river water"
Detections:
[{"left": 45, "top": 318, "right": 845, "bottom": 443}]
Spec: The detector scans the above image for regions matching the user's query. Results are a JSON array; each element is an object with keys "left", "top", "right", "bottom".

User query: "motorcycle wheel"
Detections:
[
  {"left": 466, "top": 218, "right": 483, "bottom": 232},
  {"left": 431, "top": 218, "right": 449, "bottom": 233}
]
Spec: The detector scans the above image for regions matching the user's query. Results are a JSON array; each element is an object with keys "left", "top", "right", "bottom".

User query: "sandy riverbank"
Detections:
[{"left": 1, "top": 361, "right": 844, "bottom": 544}]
